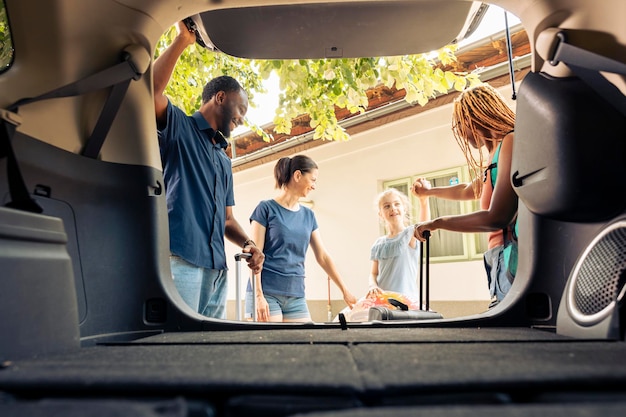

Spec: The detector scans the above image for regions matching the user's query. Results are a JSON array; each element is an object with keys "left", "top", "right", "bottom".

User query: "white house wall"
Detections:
[{"left": 227, "top": 85, "right": 518, "bottom": 309}]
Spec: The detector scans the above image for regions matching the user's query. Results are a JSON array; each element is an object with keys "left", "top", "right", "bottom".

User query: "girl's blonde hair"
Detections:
[
  {"left": 452, "top": 83, "right": 515, "bottom": 198},
  {"left": 375, "top": 188, "right": 412, "bottom": 228}
]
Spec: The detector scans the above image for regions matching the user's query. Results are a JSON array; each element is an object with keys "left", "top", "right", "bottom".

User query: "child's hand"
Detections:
[{"left": 367, "top": 285, "right": 383, "bottom": 299}]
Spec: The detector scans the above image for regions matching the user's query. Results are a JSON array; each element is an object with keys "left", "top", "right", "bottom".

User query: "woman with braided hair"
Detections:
[{"left": 412, "top": 83, "right": 518, "bottom": 308}]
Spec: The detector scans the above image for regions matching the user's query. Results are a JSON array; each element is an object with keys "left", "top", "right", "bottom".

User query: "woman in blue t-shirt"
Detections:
[{"left": 246, "top": 155, "right": 356, "bottom": 322}]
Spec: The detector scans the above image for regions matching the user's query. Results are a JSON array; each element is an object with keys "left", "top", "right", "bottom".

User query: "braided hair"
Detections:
[{"left": 451, "top": 83, "right": 515, "bottom": 198}]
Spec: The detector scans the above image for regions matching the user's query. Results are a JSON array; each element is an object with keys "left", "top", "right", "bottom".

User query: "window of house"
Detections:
[
  {"left": 0, "top": 0, "right": 13, "bottom": 72},
  {"left": 383, "top": 166, "right": 488, "bottom": 263}
]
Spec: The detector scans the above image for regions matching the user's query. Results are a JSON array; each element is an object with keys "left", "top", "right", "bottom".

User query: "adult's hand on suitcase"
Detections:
[
  {"left": 343, "top": 290, "right": 357, "bottom": 309},
  {"left": 414, "top": 222, "right": 433, "bottom": 242},
  {"left": 244, "top": 245, "right": 265, "bottom": 275}
]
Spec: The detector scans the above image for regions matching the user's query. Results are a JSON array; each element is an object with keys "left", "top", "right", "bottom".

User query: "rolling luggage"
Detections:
[
  {"left": 234, "top": 252, "right": 253, "bottom": 321},
  {"left": 368, "top": 230, "right": 443, "bottom": 321}
]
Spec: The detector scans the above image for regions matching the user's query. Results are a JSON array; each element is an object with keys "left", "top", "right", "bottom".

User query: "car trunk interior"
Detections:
[{"left": 1, "top": 0, "right": 626, "bottom": 416}]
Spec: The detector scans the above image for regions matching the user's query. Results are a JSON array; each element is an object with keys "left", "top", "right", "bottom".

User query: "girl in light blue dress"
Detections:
[{"left": 367, "top": 185, "right": 430, "bottom": 301}]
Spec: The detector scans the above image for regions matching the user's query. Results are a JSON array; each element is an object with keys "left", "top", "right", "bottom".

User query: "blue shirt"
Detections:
[
  {"left": 158, "top": 101, "right": 234, "bottom": 270},
  {"left": 249, "top": 199, "right": 318, "bottom": 297}
]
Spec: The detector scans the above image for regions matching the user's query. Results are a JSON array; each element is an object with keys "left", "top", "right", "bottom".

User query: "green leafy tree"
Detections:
[
  {"left": 0, "top": 1, "right": 13, "bottom": 71},
  {"left": 156, "top": 26, "right": 480, "bottom": 142}
]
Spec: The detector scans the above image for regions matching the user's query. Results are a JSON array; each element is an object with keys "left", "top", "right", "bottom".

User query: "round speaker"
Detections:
[{"left": 567, "top": 221, "right": 626, "bottom": 326}]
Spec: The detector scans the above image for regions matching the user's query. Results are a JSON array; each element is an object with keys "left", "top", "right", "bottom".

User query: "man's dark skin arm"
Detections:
[
  {"left": 153, "top": 21, "right": 195, "bottom": 126},
  {"left": 225, "top": 206, "right": 264, "bottom": 274}
]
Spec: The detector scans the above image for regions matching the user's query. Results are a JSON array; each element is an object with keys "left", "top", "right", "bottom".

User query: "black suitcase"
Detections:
[{"left": 368, "top": 230, "right": 443, "bottom": 321}]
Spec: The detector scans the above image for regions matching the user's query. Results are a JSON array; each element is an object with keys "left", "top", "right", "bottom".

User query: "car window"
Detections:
[{"left": 0, "top": 0, "right": 13, "bottom": 72}]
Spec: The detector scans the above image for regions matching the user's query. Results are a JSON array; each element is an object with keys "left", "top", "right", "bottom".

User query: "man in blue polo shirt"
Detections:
[{"left": 153, "top": 21, "right": 264, "bottom": 319}]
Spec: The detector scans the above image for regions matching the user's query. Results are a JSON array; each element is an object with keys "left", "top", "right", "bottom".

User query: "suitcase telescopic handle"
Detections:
[
  {"left": 234, "top": 253, "right": 253, "bottom": 321},
  {"left": 234, "top": 253, "right": 252, "bottom": 261},
  {"left": 419, "top": 230, "right": 431, "bottom": 311}
]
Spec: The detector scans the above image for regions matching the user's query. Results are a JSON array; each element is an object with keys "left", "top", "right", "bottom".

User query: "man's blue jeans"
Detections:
[{"left": 170, "top": 255, "right": 227, "bottom": 319}]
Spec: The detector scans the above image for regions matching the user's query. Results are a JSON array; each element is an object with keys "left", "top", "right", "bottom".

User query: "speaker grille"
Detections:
[{"left": 569, "top": 223, "right": 626, "bottom": 324}]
